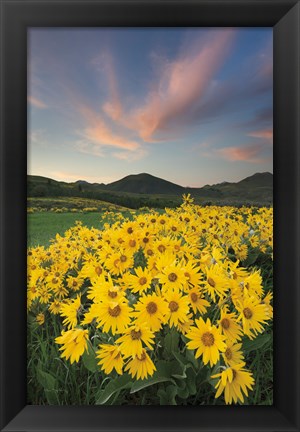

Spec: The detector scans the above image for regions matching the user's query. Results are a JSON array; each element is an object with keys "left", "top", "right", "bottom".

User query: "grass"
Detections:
[{"left": 27, "top": 213, "right": 105, "bottom": 247}]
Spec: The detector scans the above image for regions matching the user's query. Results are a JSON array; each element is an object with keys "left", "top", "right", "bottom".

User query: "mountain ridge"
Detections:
[{"left": 27, "top": 172, "right": 273, "bottom": 206}]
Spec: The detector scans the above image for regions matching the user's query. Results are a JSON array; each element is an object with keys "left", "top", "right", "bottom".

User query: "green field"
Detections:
[{"left": 27, "top": 212, "right": 106, "bottom": 247}]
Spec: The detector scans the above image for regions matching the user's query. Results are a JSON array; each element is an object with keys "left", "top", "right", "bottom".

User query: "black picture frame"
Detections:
[{"left": 0, "top": 0, "right": 299, "bottom": 431}]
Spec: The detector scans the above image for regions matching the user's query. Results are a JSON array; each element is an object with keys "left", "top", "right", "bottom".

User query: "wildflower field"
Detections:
[{"left": 27, "top": 196, "right": 273, "bottom": 405}]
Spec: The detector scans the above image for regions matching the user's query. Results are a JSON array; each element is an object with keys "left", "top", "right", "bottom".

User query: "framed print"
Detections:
[{"left": 1, "top": 0, "right": 299, "bottom": 431}]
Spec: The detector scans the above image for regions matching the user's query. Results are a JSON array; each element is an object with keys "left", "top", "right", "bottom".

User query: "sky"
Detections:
[{"left": 28, "top": 28, "right": 273, "bottom": 187}]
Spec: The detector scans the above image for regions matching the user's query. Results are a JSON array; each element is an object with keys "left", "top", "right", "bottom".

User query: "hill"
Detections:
[
  {"left": 27, "top": 172, "right": 273, "bottom": 208},
  {"left": 105, "top": 173, "right": 185, "bottom": 195}
]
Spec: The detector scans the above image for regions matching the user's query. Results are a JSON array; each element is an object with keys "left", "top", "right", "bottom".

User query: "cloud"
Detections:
[
  {"left": 28, "top": 96, "right": 48, "bottom": 109},
  {"left": 216, "top": 143, "right": 270, "bottom": 163},
  {"left": 91, "top": 52, "right": 123, "bottom": 122},
  {"left": 112, "top": 148, "right": 148, "bottom": 161},
  {"left": 248, "top": 128, "right": 273, "bottom": 141},
  {"left": 67, "top": 98, "right": 143, "bottom": 160},
  {"left": 124, "top": 30, "right": 235, "bottom": 142}
]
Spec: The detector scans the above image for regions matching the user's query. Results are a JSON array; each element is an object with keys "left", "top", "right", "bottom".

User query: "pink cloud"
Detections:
[
  {"left": 248, "top": 129, "right": 273, "bottom": 141},
  {"left": 92, "top": 52, "right": 123, "bottom": 121},
  {"left": 124, "top": 30, "right": 235, "bottom": 142},
  {"left": 28, "top": 96, "right": 48, "bottom": 109},
  {"left": 71, "top": 100, "right": 143, "bottom": 159},
  {"left": 216, "top": 143, "right": 268, "bottom": 163},
  {"left": 81, "top": 124, "right": 140, "bottom": 151}
]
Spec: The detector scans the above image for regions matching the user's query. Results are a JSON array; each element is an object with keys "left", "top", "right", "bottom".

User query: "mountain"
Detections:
[
  {"left": 27, "top": 172, "right": 273, "bottom": 207},
  {"left": 105, "top": 173, "right": 185, "bottom": 195},
  {"left": 236, "top": 172, "right": 273, "bottom": 187}
]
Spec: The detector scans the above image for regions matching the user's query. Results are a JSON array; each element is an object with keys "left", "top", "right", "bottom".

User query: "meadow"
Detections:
[{"left": 27, "top": 196, "right": 273, "bottom": 405}]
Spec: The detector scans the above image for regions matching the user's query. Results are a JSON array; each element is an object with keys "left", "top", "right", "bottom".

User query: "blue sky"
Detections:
[{"left": 28, "top": 28, "right": 272, "bottom": 187}]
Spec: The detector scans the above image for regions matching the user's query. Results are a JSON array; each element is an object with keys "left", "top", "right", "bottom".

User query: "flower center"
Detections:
[
  {"left": 95, "top": 266, "right": 102, "bottom": 275},
  {"left": 169, "top": 301, "right": 179, "bottom": 312},
  {"left": 160, "top": 219, "right": 166, "bottom": 225},
  {"left": 129, "top": 240, "right": 136, "bottom": 247},
  {"left": 131, "top": 329, "right": 142, "bottom": 340},
  {"left": 225, "top": 348, "right": 233, "bottom": 360},
  {"left": 108, "top": 290, "right": 117, "bottom": 298},
  {"left": 127, "top": 227, "right": 133, "bottom": 234},
  {"left": 168, "top": 273, "right": 178, "bottom": 282},
  {"left": 243, "top": 307, "right": 253, "bottom": 319},
  {"left": 120, "top": 255, "right": 127, "bottom": 263},
  {"left": 201, "top": 332, "right": 215, "bottom": 347},
  {"left": 143, "top": 237, "right": 149, "bottom": 244},
  {"left": 108, "top": 305, "right": 121, "bottom": 317},
  {"left": 139, "top": 277, "right": 147, "bottom": 286},
  {"left": 146, "top": 301, "right": 158, "bottom": 315},
  {"left": 138, "top": 352, "right": 147, "bottom": 361},
  {"left": 72, "top": 281, "right": 78, "bottom": 287},
  {"left": 184, "top": 272, "right": 191, "bottom": 281},
  {"left": 207, "top": 277, "right": 215, "bottom": 287},
  {"left": 158, "top": 245, "right": 166, "bottom": 253},
  {"left": 190, "top": 292, "right": 198, "bottom": 303},
  {"left": 221, "top": 318, "right": 230, "bottom": 330},
  {"left": 147, "top": 249, "right": 154, "bottom": 256},
  {"left": 52, "top": 278, "right": 58, "bottom": 284}
]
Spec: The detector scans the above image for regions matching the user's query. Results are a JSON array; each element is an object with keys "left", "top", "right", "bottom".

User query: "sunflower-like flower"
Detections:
[
  {"left": 218, "top": 306, "right": 243, "bottom": 342},
  {"left": 124, "top": 349, "right": 156, "bottom": 380},
  {"left": 186, "top": 317, "right": 226, "bottom": 366},
  {"left": 164, "top": 290, "right": 190, "bottom": 328},
  {"left": 55, "top": 328, "right": 89, "bottom": 364},
  {"left": 159, "top": 263, "right": 187, "bottom": 292},
  {"left": 236, "top": 295, "right": 270, "bottom": 339},
  {"left": 211, "top": 362, "right": 255, "bottom": 404},
  {"left": 36, "top": 312, "right": 45, "bottom": 325},
  {"left": 125, "top": 266, "right": 153, "bottom": 294},
  {"left": 59, "top": 295, "right": 81, "bottom": 329},
  {"left": 204, "top": 265, "right": 230, "bottom": 301},
  {"left": 96, "top": 299, "right": 132, "bottom": 335},
  {"left": 187, "top": 287, "right": 210, "bottom": 315},
  {"left": 116, "top": 322, "right": 155, "bottom": 358},
  {"left": 223, "top": 341, "right": 245, "bottom": 367},
  {"left": 96, "top": 344, "right": 123, "bottom": 375},
  {"left": 133, "top": 293, "right": 168, "bottom": 331}
]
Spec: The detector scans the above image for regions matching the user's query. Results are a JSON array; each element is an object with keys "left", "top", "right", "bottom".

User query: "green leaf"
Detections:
[
  {"left": 242, "top": 333, "right": 272, "bottom": 353},
  {"left": 130, "top": 376, "right": 175, "bottom": 393},
  {"left": 164, "top": 328, "right": 180, "bottom": 356},
  {"left": 185, "top": 349, "right": 198, "bottom": 368},
  {"left": 131, "top": 360, "right": 178, "bottom": 393},
  {"left": 186, "top": 367, "right": 197, "bottom": 396},
  {"left": 82, "top": 344, "right": 98, "bottom": 373},
  {"left": 158, "top": 385, "right": 178, "bottom": 405},
  {"left": 37, "top": 368, "right": 57, "bottom": 391},
  {"left": 96, "top": 374, "right": 132, "bottom": 405},
  {"left": 207, "top": 361, "right": 220, "bottom": 388},
  {"left": 177, "top": 382, "right": 189, "bottom": 399},
  {"left": 44, "top": 389, "right": 59, "bottom": 405}
]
